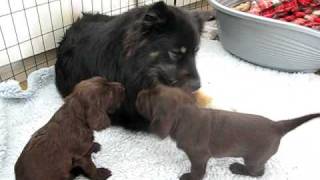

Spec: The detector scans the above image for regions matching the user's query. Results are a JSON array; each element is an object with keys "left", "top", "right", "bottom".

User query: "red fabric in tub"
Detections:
[{"left": 248, "top": 0, "right": 320, "bottom": 30}]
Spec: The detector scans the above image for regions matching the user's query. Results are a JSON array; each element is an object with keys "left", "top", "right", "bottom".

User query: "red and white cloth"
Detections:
[{"left": 248, "top": 0, "right": 320, "bottom": 30}]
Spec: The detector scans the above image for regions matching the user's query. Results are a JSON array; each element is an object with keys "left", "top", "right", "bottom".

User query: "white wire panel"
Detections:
[{"left": 0, "top": 0, "right": 208, "bottom": 81}]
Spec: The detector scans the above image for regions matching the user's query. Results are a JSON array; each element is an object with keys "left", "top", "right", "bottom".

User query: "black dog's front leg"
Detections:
[{"left": 180, "top": 151, "right": 210, "bottom": 180}]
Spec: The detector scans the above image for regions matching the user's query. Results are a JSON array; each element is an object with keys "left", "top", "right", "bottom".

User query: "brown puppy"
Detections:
[
  {"left": 136, "top": 85, "right": 320, "bottom": 180},
  {"left": 15, "top": 77, "right": 125, "bottom": 180}
]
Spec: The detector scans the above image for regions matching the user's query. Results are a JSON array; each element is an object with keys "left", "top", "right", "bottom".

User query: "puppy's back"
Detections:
[
  {"left": 206, "top": 109, "right": 280, "bottom": 155},
  {"left": 14, "top": 111, "right": 70, "bottom": 180}
]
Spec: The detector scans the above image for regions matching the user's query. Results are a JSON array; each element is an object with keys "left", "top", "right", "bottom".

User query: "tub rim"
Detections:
[{"left": 208, "top": 0, "right": 320, "bottom": 38}]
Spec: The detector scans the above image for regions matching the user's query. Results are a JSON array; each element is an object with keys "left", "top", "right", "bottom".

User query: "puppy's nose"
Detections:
[
  {"left": 113, "top": 83, "right": 124, "bottom": 92},
  {"left": 117, "top": 85, "right": 125, "bottom": 92},
  {"left": 116, "top": 85, "right": 124, "bottom": 94},
  {"left": 120, "top": 87, "right": 126, "bottom": 98}
]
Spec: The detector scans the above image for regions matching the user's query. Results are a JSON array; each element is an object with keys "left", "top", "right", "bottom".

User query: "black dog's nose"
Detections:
[{"left": 189, "top": 80, "right": 201, "bottom": 91}]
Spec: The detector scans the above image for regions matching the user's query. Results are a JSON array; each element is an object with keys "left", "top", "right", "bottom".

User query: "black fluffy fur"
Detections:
[{"left": 55, "top": 2, "right": 212, "bottom": 131}]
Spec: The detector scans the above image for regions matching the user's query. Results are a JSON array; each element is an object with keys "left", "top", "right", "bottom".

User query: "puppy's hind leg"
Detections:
[
  {"left": 245, "top": 160, "right": 266, "bottom": 177},
  {"left": 229, "top": 157, "right": 267, "bottom": 177}
]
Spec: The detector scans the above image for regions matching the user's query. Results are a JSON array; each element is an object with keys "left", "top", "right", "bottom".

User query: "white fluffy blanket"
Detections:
[{"left": 0, "top": 40, "right": 320, "bottom": 180}]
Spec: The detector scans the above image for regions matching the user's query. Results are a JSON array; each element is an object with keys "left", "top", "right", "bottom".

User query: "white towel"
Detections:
[{"left": 0, "top": 39, "right": 320, "bottom": 180}]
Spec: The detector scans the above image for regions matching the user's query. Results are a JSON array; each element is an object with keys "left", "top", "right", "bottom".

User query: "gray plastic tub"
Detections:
[{"left": 208, "top": 0, "right": 320, "bottom": 72}]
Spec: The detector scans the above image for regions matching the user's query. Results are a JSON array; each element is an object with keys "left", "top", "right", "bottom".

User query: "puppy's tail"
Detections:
[{"left": 276, "top": 113, "right": 320, "bottom": 136}]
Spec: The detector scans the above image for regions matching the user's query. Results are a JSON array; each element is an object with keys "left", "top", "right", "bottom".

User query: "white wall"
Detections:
[{"left": 0, "top": 0, "right": 199, "bottom": 67}]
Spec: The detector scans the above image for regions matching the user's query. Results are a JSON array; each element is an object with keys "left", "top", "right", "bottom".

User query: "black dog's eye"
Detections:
[{"left": 168, "top": 50, "right": 182, "bottom": 61}]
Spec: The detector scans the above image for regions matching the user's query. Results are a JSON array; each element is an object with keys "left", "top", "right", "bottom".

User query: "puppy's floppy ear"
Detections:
[
  {"left": 142, "top": 2, "right": 170, "bottom": 28},
  {"left": 86, "top": 97, "right": 111, "bottom": 131},
  {"left": 136, "top": 90, "right": 153, "bottom": 120},
  {"left": 191, "top": 10, "right": 216, "bottom": 33},
  {"left": 150, "top": 100, "right": 176, "bottom": 139},
  {"left": 106, "top": 82, "right": 125, "bottom": 111}
]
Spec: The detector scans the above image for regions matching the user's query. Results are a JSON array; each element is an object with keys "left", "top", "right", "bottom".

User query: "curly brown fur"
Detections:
[
  {"left": 15, "top": 77, "right": 125, "bottom": 180},
  {"left": 136, "top": 85, "right": 320, "bottom": 180}
]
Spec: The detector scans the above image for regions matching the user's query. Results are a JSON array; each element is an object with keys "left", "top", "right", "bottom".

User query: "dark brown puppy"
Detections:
[
  {"left": 15, "top": 77, "right": 125, "bottom": 180},
  {"left": 136, "top": 85, "right": 320, "bottom": 180}
]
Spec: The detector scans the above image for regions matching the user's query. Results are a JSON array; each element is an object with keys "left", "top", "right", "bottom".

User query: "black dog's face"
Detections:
[
  {"left": 127, "top": 2, "right": 209, "bottom": 92},
  {"left": 150, "top": 26, "right": 201, "bottom": 91}
]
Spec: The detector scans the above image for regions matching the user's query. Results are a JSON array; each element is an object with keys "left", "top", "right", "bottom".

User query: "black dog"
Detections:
[{"left": 55, "top": 2, "right": 214, "bottom": 131}]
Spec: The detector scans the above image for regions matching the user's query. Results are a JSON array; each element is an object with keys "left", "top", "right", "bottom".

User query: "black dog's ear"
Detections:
[
  {"left": 142, "top": 2, "right": 170, "bottom": 28},
  {"left": 191, "top": 10, "right": 216, "bottom": 33}
]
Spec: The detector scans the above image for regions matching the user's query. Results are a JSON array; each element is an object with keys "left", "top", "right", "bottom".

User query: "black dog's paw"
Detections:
[
  {"left": 229, "top": 162, "right": 248, "bottom": 175},
  {"left": 96, "top": 168, "right": 112, "bottom": 180},
  {"left": 91, "top": 142, "right": 101, "bottom": 153}
]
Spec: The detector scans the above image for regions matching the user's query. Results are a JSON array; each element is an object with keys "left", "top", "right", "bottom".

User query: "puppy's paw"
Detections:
[
  {"left": 180, "top": 173, "right": 192, "bottom": 180},
  {"left": 96, "top": 168, "right": 112, "bottom": 179},
  {"left": 229, "top": 163, "right": 248, "bottom": 175},
  {"left": 91, "top": 142, "right": 101, "bottom": 153},
  {"left": 180, "top": 173, "right": 202, "bottom": 180}
]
